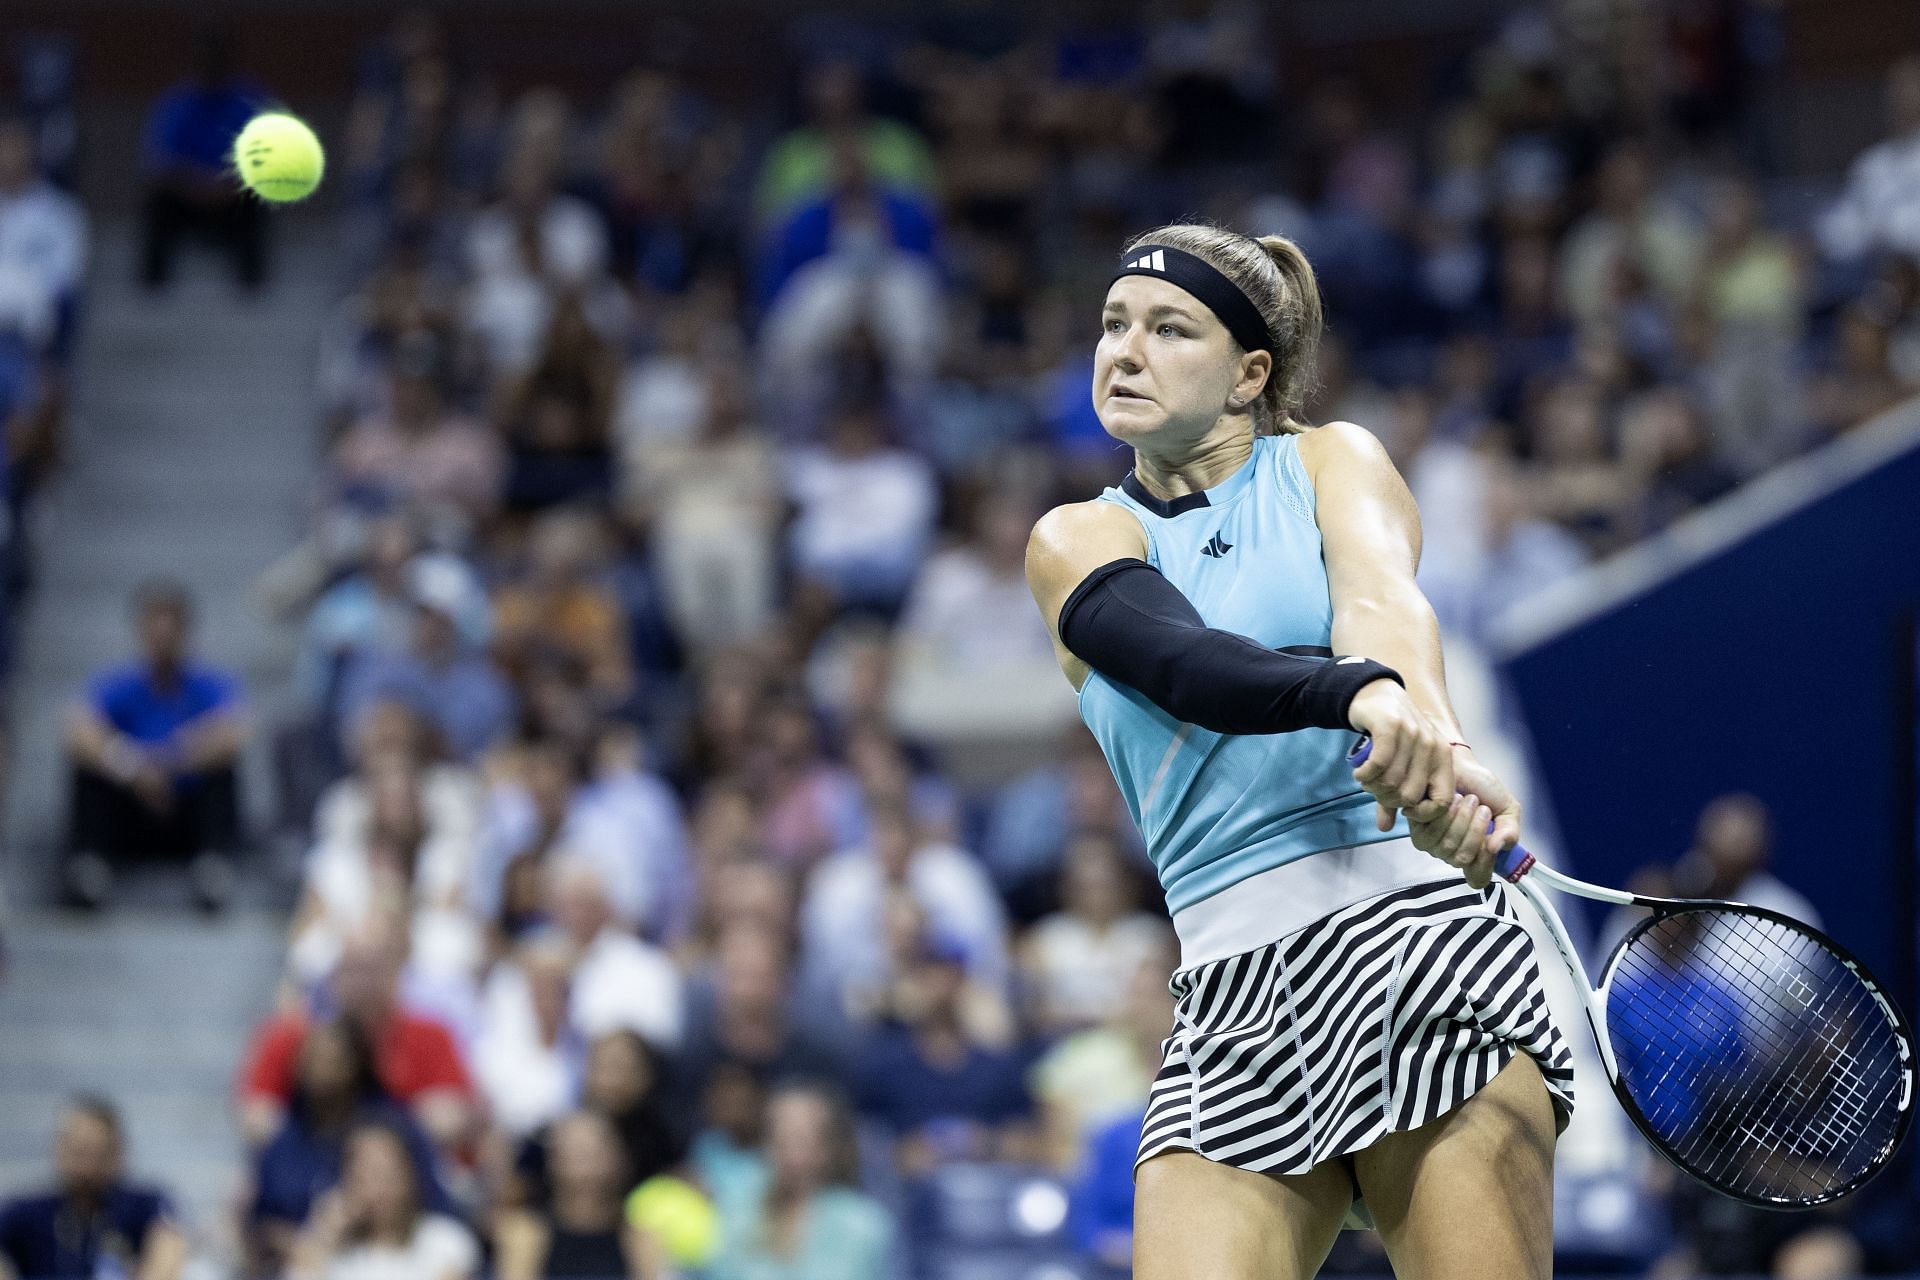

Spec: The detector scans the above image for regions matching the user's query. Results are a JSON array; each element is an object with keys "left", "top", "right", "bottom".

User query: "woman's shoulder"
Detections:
[
  {"left": 1291, "top": 420, "right": 1388, "bottom": 472},
  {"left": 1027, "top": 498, "right": 1146, "bottom": 562}
]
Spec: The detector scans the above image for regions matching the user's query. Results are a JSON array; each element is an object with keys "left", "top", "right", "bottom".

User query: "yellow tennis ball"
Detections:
[
  {"left": 625, "top": 1175, "right": 720, "bottom": 1266},
  {"left": 233, "top": 112, "right": 324, "bottom": 203}
]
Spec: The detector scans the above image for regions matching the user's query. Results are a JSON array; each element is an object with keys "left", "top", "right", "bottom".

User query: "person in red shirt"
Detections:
[{"left": 239, "top": 917, "right": 475, "bottom": 1155}]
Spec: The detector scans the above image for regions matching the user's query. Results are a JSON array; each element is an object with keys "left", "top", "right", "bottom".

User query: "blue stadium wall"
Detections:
[{"left": 1495, "top": 405, "right": 1920, "bottom": 1015}]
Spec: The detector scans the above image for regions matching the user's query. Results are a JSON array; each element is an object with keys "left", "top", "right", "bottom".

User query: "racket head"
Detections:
[{"left": 1595, "top": 899, "right": 1916, "bottom": 1209}]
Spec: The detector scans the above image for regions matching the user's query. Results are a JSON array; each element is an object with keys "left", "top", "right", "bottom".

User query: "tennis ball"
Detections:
[
  {"left": 233, "top": 112, "right": 325, "bottom": 203},
  {"left": 626, "top": 1175, "right": 720, "bottom": 1266}
]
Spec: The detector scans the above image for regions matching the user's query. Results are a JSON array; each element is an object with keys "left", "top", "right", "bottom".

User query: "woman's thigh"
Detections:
[
  {"left": 1351, "top": 1052, "right": 1558, "bottom": 1280},
  {"left": 1133, "top": 1149, "right": 1353, "bottom": 1280}
]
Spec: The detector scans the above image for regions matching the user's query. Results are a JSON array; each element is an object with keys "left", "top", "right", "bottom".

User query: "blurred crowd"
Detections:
[{"left": 6, "top": 1, "right": 1920, "bottom": 1278}]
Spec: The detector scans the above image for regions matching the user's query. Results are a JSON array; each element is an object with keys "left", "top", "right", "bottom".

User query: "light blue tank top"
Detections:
[{"left": 1078, "top": 434, "right": 1409, "bottom": 915}]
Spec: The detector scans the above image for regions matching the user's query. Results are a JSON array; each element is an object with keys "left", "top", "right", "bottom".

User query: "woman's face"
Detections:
[
  {"left": 765, "top": 1092, "right": 832, "bottom": 1187},
  {"left": 1094, "top": 275, "right": 1255, "bottom": 448},
  {"left": 1063, "top": 837, "right": 1129, "bottom": 920},
  {"left": 549, "top": 1112, "right": 623, "bottom": 1192},
  {"left": 297, "top": 1026, "right": 359, "bottom": 1101},
  {"left": 583, "top": 1032, "right": 653, "bottom": 1112}
]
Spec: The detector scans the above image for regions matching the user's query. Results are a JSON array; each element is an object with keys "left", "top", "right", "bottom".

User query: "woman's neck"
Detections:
[
  {"left": 552, "top": 1184, "right": 617, "bottom": 1232},
  {"left": 1131, "top": 427, "right": 1254, "bottom": 499}
]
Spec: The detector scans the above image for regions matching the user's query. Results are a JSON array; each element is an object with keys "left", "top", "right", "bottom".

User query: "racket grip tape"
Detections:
[{"left": 1346, "top": 735, "right": 1536, "bottom": 884}]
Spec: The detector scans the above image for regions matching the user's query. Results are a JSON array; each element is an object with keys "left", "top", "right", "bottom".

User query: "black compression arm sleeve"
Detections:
[{"left": 1058, "top": 559, "right": 1403, "bottom": 734}]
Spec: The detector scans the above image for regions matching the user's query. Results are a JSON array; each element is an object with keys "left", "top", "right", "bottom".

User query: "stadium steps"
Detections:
[
  {"left": 3, "top": 214, "right": 335, "bottom": 905},
  {"left": 0, "top": 910, "right": 287, "bottom": 1259},
  {"left": 0, "top": 212, "right": 334, "bottom": 1272}
]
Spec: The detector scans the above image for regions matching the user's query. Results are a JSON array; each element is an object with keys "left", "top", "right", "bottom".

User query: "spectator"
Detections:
[
  {"left": 289, "top": 752, "right": 482, "bottom": 988},
  {"left": 888, "top": 493, "right": 1077, "bottom": 746},
  {"left": 493, "top": 1111, "right": 646, "bottom": 1280},
  {"left": 978, "top": 731, "right": 1140, "bottom": 921},
  {"left": 1421, "top": 446, "right": 1589, "bottom": 645},
  {"left": 0, "top": 109, "right": 87, "bottom": 360},
  {"left": 749, "top": 691, "right": 865, "bottom": 871},
  {"left": 239, "top": 919, "right": 476, "bottom": 1153},
  {"left": 472, "top": 738, "right": 679, "bottom": 939},
  {"left": 622, "top": 368, "right": 783, "bottom": 647},
  {"left": 1804, "top": 296, "right": 1916, "bottom": 442},
  {"left": 287, "top": 1121, "right": 479, "bottom": 1280},
  {"left": 63, "top": 579, "right": 246, "bottom": 911},
  {"left": 1559, "top": 139, "right": 1703, "bottom": 329},
  {"left": 679, "top": 925, "right": 846, "bottom": 1094},
  {"left": 1617, "top": 387, "right": 1738, "bottom": 537},
  {"left": 1069, "top": 1106, "right": 1145, "bottom": 1274},
  {"left": 139, "top": 25, "right": 267, "bottom": 289},
  {"left": 337, "top": 559, "right": 514, "bottom": 764},
  {"left": 495, "top": 296, "right": 621, "bottom": 513},
  {"left": 1525, "top": 376, "right": 1635, "bottom": 553},
  {"left": 1819, "top": 55, "right": 1920, "bottom": 265},
  {"left": 753, "top": 60, "right": 936, "bottom": 228},
  {"left": 548, "top": 856, "right": 684, "bottom": 1048},
  {"left": 702, "top": 1084, "right": 894, "bottom": 1280},
  {"left": 1692, "top": 174, "right": 1804, "bottom": 472},
  {"left": 852, "top": 933, "right": 1035, "bottom": 1173},
  {"left": 759, "top": 138, "right": 943, "bottom": 429},
  {"left": 1673, "top": 793, "right": 1821, "bottom": 925},
  {"left": 1032, "top": 950, "right": 1176, "bottom": 1173},
  {"left": 474, "top": 934, "right": 580, "bottom": 1139},
  {"left": 463, "top": 141, "right": 616, "bottom": 381},
  {"left": 511, "top": 1029, "right": 685, "bottom": 1211},
  {"left": 248, "top": 1019, "right": 450, "bottom": 1276},
  {"left": 802, "top": 801, "right": 1008, "bottom": 1008},
  {"left": 0, "top": 1097, "right": 186, "bottom": 1280},
  {"left": 784, "top": 392, "right": 939, "bottom": 623},
  {"left": 1020, "top": 832, "right": 1169, "bottom": 1035},
  {"left": 293, "top": 517, "right": 488, "bottom": 717},
  {"left": 330, "top": 335, "right": 503, "bottom": 520},
  {"left": 490, "top": 511, "right": 633, "bottom": 706}
]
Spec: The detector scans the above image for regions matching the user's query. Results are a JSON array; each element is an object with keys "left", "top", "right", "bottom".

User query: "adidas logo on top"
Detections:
[
  {"left": 1127, "top": 250, "right": 1166, "bottom": 272},
  {"left": 1200, "top": 532, "right": 1233, "bottom": 558}
]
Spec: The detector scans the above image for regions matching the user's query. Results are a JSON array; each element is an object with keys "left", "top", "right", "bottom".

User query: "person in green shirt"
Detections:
[
  {"left": 704, "top": 1084, "right": 894, "bottom": 1280},
  {"left": 753, "top": 61, "right": 936, "bottom": 227}
]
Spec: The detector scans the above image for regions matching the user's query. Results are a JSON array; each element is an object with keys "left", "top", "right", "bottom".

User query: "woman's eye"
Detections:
[
  {"left": 1105, "top": 319, "right": 1125, "bottom": 334},
  {"left": 1158, "top": 324, "right": 1181, "bottom": 338}
]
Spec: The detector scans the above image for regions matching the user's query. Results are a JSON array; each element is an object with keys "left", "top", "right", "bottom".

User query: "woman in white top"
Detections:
[
  {"left": 289, "top": 1121, "right": 478, "bottom": 1280},
  {"left": 1021, "top": 831, "right": 1171, "bottom": 1033}
]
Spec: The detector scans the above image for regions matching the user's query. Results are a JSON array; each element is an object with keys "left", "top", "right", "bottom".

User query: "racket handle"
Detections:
[{"left": 1346, "top": 735, "right": 1536, "bottom": 883}]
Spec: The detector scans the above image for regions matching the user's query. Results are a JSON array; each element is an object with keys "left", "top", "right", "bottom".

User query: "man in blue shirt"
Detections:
[
  {"left": 65, "top": 580, "right": 247, "bottom": 910},
  {"left": 0, "top": 1097, "right": 186, "bottom": 1280},
  {"left": 140, "top": 25, "right": 268, "bottom": 290}
]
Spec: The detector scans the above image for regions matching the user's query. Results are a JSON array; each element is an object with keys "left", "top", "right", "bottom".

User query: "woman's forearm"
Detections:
[{"left": 1330, "top": 588, "right": 1464, "bottom": 744}]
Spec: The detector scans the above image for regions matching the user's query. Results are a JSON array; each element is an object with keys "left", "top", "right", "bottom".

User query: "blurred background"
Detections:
[{"left": 0, "top": 0, "right": 1915, "bottom": 1277}]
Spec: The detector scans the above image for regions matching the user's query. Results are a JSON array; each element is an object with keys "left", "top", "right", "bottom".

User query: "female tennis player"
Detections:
[{"left": 1025, "top": 225, "right": 1575, "bottom": 1279}]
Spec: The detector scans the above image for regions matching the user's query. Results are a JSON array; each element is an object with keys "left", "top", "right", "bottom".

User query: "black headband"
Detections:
[{"left": 1110, "top": 243, "right": 1274, "bottom": 357}]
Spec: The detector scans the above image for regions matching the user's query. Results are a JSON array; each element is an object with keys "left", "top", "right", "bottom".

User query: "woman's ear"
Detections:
[{"left": 1233, "top": 350, "right": 1272, "bottom": 411}]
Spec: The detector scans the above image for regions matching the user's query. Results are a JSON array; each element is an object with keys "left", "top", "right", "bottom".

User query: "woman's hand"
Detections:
[
  {"left": 1347, "top": 680, "right": 1453, "bottom": 829},
  {"left": 1407, "top": 749, "right": 1522, "bottom": 888}
]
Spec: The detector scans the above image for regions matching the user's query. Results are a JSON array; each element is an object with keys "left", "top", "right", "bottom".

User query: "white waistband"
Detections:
[{"left": 1170, "top": 837, "right": 1457, "bottom": 970}]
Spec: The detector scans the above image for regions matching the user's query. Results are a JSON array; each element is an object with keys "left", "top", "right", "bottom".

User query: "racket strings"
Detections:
[{"left": 1607, "top": 910, "right": 1910, "bottom": 1204}]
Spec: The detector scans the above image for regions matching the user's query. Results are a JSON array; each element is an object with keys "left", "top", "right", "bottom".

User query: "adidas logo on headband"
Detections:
[{"left": 1111, "top": 242, "right": 1275, "bottom": 357}]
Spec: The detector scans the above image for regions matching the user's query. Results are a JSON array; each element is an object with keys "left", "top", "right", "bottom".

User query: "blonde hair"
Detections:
[{"left": 1121, "top": 224, "right": 1324, "bottom": 434}]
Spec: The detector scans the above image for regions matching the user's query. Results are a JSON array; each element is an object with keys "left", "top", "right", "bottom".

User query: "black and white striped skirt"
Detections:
[{"left": 1137, "top": 877, "right": 1576, "bottom": 1178}]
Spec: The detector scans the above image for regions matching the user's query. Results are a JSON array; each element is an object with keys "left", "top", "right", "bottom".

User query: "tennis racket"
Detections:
[{"left": 1347, "top": 738, "right": 1916, "bottom": 1208}]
